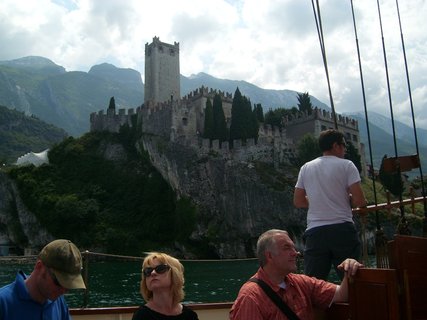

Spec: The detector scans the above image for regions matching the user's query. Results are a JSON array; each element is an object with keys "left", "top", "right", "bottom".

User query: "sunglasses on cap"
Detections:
[{"left": 143, "top": 264, "right": 170, "bottom": 277}]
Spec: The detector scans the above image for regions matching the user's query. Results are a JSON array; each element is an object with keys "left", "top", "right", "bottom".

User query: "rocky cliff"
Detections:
[
  {"left": 140, "top": 135, "right": 306, "bottom": 258},
  {"left": 0, "top": 172, "right": 53, "bottom": 253}
]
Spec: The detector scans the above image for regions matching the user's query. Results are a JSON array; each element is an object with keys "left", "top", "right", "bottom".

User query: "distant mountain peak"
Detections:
[
  {"left": 89, "top": 63, "right": 119, "bottom": 72},
  {"left": 0, "top": 56, "right": 63, "bottom": 68}
]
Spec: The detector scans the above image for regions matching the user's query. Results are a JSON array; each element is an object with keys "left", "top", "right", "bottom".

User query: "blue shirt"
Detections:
[{"left": 0, "top": 271, "right": 71, "bottom": 320}]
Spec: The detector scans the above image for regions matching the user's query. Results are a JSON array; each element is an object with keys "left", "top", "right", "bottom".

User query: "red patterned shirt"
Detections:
[{"left": 230, "top": 267, "right": 337, "bottom": 320}]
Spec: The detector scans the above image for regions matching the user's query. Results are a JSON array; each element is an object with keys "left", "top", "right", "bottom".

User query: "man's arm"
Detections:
[
  {"left": 348, "top": 182, "right": 366, "bottom": 209},
  {"left": 293, "top": 187, "right": 309, "bottom": 208},
  {"left": 332, "top": 259, "right": 363, "bottom": 303}
]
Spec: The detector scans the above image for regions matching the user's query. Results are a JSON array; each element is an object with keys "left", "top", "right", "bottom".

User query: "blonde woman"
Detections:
[{"left": 132, "top": 252, "right": 199, "bottom": 320}]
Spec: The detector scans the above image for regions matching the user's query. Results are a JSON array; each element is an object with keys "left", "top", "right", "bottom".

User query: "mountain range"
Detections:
[{"left": 0, "top": 56, "right": 425, "bottom": 171}]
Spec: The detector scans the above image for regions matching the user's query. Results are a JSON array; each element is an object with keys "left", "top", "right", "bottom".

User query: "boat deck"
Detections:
[{"left": 70, "top": 302, "right": 232, "bottom": 320}]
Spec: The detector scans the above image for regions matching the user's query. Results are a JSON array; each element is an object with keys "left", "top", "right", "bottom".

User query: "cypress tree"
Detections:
[
  {"left": 229, "top": 87, "right": 245, "bottom": 142},
  {"left": 108, "top": 96, "right": 116, "bottom": 110},
  {"left": 203, "top": 98, "right": 214, "bottom": 139},
  {"left": 254, "top": 103, "right": 264, "bottom": 122},
  {"left": 212, "top": 94, "right": 228, "bottom": 142},
  {"left": 251, "top": 103, "right": 260, "bottom": 141}
]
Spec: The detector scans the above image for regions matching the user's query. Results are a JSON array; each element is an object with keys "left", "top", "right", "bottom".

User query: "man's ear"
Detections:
[
  {"left": 34, "top": 259, "right": 44, "bottom": 272},
  {"left": 265, "top": 250, "right": 273, "bottom": 262}
]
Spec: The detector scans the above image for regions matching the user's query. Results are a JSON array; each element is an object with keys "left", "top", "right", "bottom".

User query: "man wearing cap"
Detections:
[{"left": 0, "top": 239, "right": 86, "bottom": 320}]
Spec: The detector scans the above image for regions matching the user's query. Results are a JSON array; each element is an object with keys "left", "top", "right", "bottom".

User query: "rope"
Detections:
[
  {"left": 80, "top": 251, "right": 258, "bottom": 262},
  {"left": 350, "top": 0, "right": 388, "bottom": 267},
  {"left": 311, "top": 0, "right": 338, "bottom": 129},
  {"left": 395, "top": 0, "right": 427, "bottom": 235},
  {"left": 376, "top": 0, "right": 409, "bottom": 234}
]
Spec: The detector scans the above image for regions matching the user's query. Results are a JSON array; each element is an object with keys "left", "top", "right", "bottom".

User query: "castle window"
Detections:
[
  {"left": 182, "top": 117, "right": 188, "bottom": 126},
  {"left": 353, "top": 134, "right": 358, "bottom": 142},
  {"left": 321, "top": 125, "right": 327, "bottom": 131}
]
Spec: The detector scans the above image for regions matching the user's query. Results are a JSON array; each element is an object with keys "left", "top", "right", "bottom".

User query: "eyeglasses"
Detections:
[
  {"left": 47, "top": 267, "right": 63, "bottom": 288},
  {"left": 143, "top": 264, "right": 170, "bottom": 277}
]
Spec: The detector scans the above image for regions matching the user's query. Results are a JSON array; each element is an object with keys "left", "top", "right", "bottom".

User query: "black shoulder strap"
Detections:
[{"left": 248, "top": 277, "right": 300, "bottom": 320}]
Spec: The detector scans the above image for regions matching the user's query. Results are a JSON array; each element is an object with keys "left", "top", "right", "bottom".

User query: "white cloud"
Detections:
[{"left": 0, "top": 0, "right": 426, "bottom": 129}]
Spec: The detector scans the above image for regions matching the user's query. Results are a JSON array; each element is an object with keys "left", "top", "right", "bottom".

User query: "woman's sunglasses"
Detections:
[{"left": 143, "top": 264, "right": 170, "bottom": 277}]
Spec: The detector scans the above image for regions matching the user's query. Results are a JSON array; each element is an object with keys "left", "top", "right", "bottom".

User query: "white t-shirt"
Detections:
[{"left": 295, "top": 155, "right": 361, "bottom": 230}]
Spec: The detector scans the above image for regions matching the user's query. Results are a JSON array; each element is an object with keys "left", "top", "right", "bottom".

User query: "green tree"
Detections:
[
  {"left": 264, "top": 107, "right": 298, "bottom": 129},
  {"left": 108, "top": 96, "right": 116, "bottom": 110},
  {"left": 345, "top": 141, "right": 362, "bottom": 173},
  {"left": 251, "top": 104, "right": 260, "bottom": 141},
  {"left": 203, "top": 98, "right": 214, "bottom": 139},
  {"left": 230, "top": 87, "right": 250, "bottom": 142},
  {"left": 378, "top": 155, "right": 404, "bottom": 197},
  {"left": 296, "top": 133, "right": 321, "bottom": 166},
  {"left": 254, "top": 103, "right": 264, "bottom": 122},
  {"left": 297, "top": 92, "right": 313, "bottom": 114},
  {"left": 212, "top": 94, "right": 228, "bottom": 142},
  {"left": 228, "top": 88, "right": 259, "bottom": 143}
]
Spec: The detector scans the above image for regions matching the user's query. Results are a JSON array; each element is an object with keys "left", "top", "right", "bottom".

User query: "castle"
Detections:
[{"left": 90, "top": 37, "right": 365, "bottom": 172}]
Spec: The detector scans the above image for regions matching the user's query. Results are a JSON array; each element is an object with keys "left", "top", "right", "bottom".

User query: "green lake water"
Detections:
[
  {"left": 0, "top": 259, "right": 261, "bottom": 308},
  {"left": 0, "top": 256, "right": 356, "bottom": 308}
]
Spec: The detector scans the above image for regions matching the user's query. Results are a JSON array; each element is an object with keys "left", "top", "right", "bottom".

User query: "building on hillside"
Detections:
[
  {"left": 16, "top": 149, "right": 49, "bottom": 167},
  {"left": 283, "top": 108, "right": 360, "bottom": 147},
  {"left": 144, "top": 36, "right": 180, "bottom": 105},
  {"left": 283, "top": 108, "right": 366, "bottom": 176}
]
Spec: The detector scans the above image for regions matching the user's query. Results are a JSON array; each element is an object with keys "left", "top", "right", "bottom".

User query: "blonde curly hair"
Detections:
[{"left": 139, "top": 252, "right": 185, "bottom": 304}]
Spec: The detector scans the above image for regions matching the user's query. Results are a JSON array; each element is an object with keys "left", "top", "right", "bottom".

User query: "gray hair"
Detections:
[{"left": 256, "top": 229, "right": 289, "bottom": 267}]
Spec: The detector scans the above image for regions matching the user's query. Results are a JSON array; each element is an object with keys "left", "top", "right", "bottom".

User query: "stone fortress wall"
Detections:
[
  {"left": 90, "top": 36, "right": 362, "bottom": 168},
  {"left": 90, "top": 89, "right": 361, "bottom": 167}
]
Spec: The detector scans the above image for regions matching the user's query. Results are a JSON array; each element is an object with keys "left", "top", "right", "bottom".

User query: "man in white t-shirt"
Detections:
[{"left": 294, "top": 129, "right": 367, "bottom": 280}]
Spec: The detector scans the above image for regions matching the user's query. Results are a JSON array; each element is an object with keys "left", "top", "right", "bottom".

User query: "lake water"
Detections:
[
  {"left": 0, "top": 256, "right": 349, "bottom": 308},
  {"left": 0, "top": 258, "right": 263, "bottom": 308}
]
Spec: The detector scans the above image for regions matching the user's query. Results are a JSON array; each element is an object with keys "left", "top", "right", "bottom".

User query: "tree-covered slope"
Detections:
[
  {"left": 0, "top": 105, "right": 68, "bottom": 165},
  {"left": 7, "top": 130, "right": 197, "bottom": 255}
]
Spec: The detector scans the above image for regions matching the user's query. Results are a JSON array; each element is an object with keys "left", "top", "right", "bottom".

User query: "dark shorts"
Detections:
[{"left": 303, "top": 222, "right": 361, "bottom": 281}]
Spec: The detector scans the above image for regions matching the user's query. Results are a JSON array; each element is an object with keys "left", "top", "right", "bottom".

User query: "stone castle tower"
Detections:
[{"left": 144, "top": 36, "right": 180, "bottom": 104}]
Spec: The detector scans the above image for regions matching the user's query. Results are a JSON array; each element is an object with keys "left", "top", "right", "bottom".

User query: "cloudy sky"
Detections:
[{"left": 1, "top": 0, "right": 426, "bottom": 129}]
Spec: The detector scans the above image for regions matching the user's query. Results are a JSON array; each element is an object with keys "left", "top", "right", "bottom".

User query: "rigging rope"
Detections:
[
  {"left": 310, "top": 0, "right": 338, "bottom": 129},
  {"left": 376, "top": 0, "right": 410, "bottom": 235},
  {"left": 395, "top": 0, "right": 427, "bottom": 235},
  {"left": 350, "top": 0, "right": 387, "bottom": 267}
]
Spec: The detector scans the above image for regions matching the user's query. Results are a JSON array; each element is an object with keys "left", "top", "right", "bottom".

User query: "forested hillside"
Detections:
[
  {"left": 7, "top": 130, "right": 197, "bottom": 255},
  {"left": 0, "top": 105, "right": 68, "bottom": 165}
]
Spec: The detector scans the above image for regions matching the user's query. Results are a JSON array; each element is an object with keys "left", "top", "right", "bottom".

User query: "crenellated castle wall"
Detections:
[
  {"left": 90, "top": 107, "right": 136, "bottom": 132},
  {"left": 89, "top": 94, "right": 363, "bottom": 169},
  {"left": 284, "top": 107, "right": 361, "bottom": 147}
]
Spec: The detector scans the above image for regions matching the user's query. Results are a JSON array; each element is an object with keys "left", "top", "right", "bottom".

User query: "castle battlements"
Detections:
[
  {"left": 182, "top": 86, "right": 233, "bottom": 103},
  {"left": 90, "top": 107, "right": 138, "bottom": 132},
  {"left": 284, "top": 107, "right": 358, "bottom": 130}
]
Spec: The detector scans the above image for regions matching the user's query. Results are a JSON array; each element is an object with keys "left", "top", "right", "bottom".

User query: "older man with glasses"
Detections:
[
  {"left": 293, "top": 129, "right": 367, "bottom": 281},
  {"left": 0, "top": 239, "right": 86, "bottom": 320}
]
